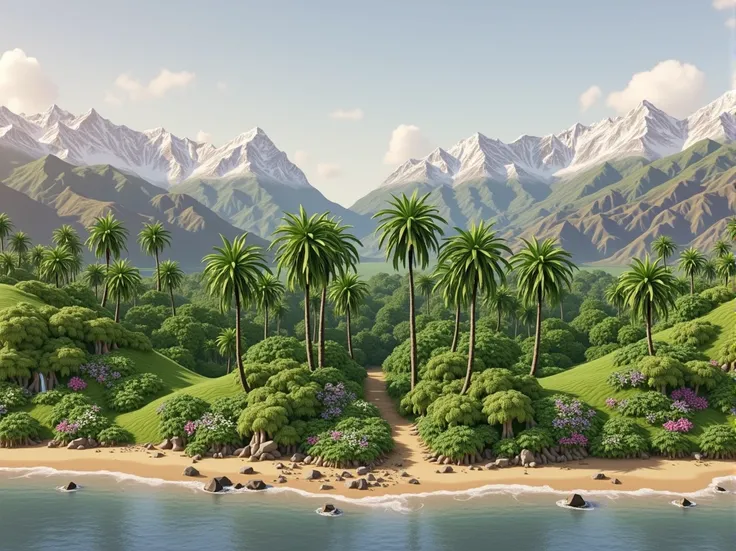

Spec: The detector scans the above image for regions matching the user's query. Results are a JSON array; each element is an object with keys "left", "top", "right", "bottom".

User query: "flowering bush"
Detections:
[
  {"left": 78, "top": 362, "right": 123, "bottom": 388},
  {"left": 0, "top": 383, "right": 30, "bottom": 410},
  {"left": 54, "top": 404, "right": 110, "bottom": 442},
  {"left": 156, "top": 394, "right": 210, "bottom": 439},
  {"left": 534, "top": 395, "right": 598, "bottom": 449},
  {"left": 304, "top": 417, "right": 392, "bottom": 462},
  {"left": 607, "top": 369, "right": 646, "bottom": 390},
  {"left": 184, "top": 412, "right": 241, "bottom": 456},
  {"left": 67, "top": 377, "right": 87, "bottom": 392},
  {"left": 317, "top": 382, "right": 356, "bottom": 419},
  {"left": 51, "top": 393, "right": 91, "bottom": 426},
  {"left": 663, "top": 418, "right": 693, "bottom": 433},
  {"left": 614, "top": 341, "right": 703, "bottom": 367},
  {"left": 591, "top": 418, "right": 649, "bottom": 459}
]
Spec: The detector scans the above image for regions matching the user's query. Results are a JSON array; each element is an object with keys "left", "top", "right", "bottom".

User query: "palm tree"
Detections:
[
  {"left": 0, "top": 252, "right": 15, "bottom": 276},
  {"left": 678, "top": 247, "right": 706, "bottom": 295},
  {"left": 203, "top": 234, "right": 267, "bottom": 391},
  {"left": 604, "top": 279, "right": 626, "bottom": 316},
  {"left": 437, "top": 222, "right": 511, "bottom": 394},
  {"left": 518, "top": 304, "right": 536, "bottom": 338},
  {"left": 158, "top": 260, "right": 184, "bottom": 316},
  {"left": 40, "top": 246, "right": 74, "bottom": 288},
  {"left": 512, "top": 238, "right": 576, "bottom": 376},
  {"left": 486, "top": 285, "right": 516, "bottom": 332},
  {"left": 713, "top": 239, "right": 731, "bottom": 258},
  {"left": 272, "top": 301, "right": 289, "bottom": 334},
  {"left": 702, "top": 258, "right": 718, "bottom": 284},
  {"left": 0, "top": 214, "right": 12, "bottom": 253},
  {"left": 727, "top": 218, "right": 736, "bottom": 243},
  {"left": 216, "top": 328, "right": 238, "bottom": 374},
  {"left": 433, "top": 261, "right": 465, "bottom": 352},
  {"left": 328, "top": 272, "right": 369, "bottom": 359},
  {"left": 374, "top": 192, "right": 446, "bottom": 389},
  {"left": 29, "top": 245, "right": 46, "bottom": 276},
  {"left": 53, "top": 225, "right": 84, "bottom": 282},
  {"left": 138, "top": 222, "right": 172, "bottom": 291},
  {"left": 9, "top": 231, "right": 31, "bottom": 267},
  {"left": 256, "top": 273, "right": 285, "bottom": 339},
  {"left": 651, "top": 235, "right": 677, "bottom": 269},
  {"left": 271, "top": 208, "right": 341, "bottom": 370},
  {"left": 84, "top": 263, "right": 106, "bottom": 299},
  {"left": 717, "top": 252, "right": 736, "bottom": 287},
  {"left": 106, "top": 259, "right": 142, "bottom": 322},
  {"left": 416, "top": 274, "right": 435, "bottom": 316},
  {"left": 618, "top": 256, "right": 678, "bottom": 356},
  {"left": 86, "top": 214, "right": 129, "bottom": 307}
]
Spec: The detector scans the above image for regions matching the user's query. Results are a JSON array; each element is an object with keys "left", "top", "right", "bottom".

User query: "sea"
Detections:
[{"left": 0, "top": 468, "right": 733, "bottom": 551}]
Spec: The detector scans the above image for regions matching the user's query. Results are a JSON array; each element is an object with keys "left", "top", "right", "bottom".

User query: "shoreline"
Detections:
[{"left": 0, "top": 446, "right": 733, "bottom": 499}]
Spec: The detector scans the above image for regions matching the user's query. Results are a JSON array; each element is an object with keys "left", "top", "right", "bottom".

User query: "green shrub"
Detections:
[
  {"left": 186, "top": 412, "right": 241, "bottom": 454},
  {"left": 54, "top": 404, "right": 110, "bottom": 442},
  {"left": 492, "top": 437, "right": 520, "bottom": 458},
  {"left": 670, "top": 320, "right": 718, "bottom": 347},
  {"left": 537, "top": 367, "right": 565, "bottom": 378},
  {"left": 0, "top": 383, "right": 30, "bottom": 409},
  {"left": 699, "top": 286, "right": 734, "bottom": 305},
  {"left": 512, "top": 375, "right": 544, "bottom": 401},
  {"left": 467, "top": 368, "right": 515, "bottom": 401},
  {"left": 51, "top": 393, "right": 92, "bottom": 426},
  {"left": 31, "top": 388, "right": 69, "bottom": 405},
  {"left": 303, "top": 417, "right": 393, "bottom": 463},
  {"left": 0, "top": 412, "right": 41, "bottom": 447},
  {"left": 698, "top": 425, "right": 736, "bottom": 459},
  {"left": 618, "top": 325, "right": 646, "bottom": 346},
  {"left": 651, "top": 429, "right": 692, "bottom": 458},
  {"left": 708, "top": 380, "right": 736, "bottom": 413},
  {"left": 614, "top": 341, "right": 703, "bottom": 367},
  {"left": 97, "top": 425, "right": 133, "bottom": 446},
  {"left": 429, "top": 425, "right": 498, "bottom": 461},
  {"left": 684, "top": 361, "right": 724, "bottom": 394},
  {"left": 591, "top": 418, "right": 649, "bottom": 459},
  {"left": 417, "top": 416, "right": 444, "bottom": 448},
  {"left": 515, "top": 427, "right": 554, "bottom": 452},
  {"left": 570, "top": 309, "right": 608, "bottom": 335},
  {"left": 341, "top": 399, "right": 380, "bottom": 419},
  {"left": 428, "top": 394, "right": 484, "bottom": 429},
  {"left": 421, "top": 352, "right": 481, "bottom": 382},
  {"left": 209, "top": 395, "right": 249, "bottom": 423},
  {"left": 673, "top": 295, "right": 712, "bottom": 322},
  {"left": 91, "top": 354, "right": 136, "bottom": 378},
  {"left": 400, "top": 380, "right": 443, "bottom": 416},
  {"left": 157, "top": 346, "right": 196, "bottom": 370},
  {"left": 157, "top": 394, "right": 210, "bottom": 439},
  {"left": 106, "top": 373, "right": 164, "bottom": 412},
  {"left": 15, "top": 281, "right": 73, "bottom": 308},
  {"left": 385, "top": 373, "right": 411, "bottom": 399},
  {"left": 618, "top": 391, "right": 672, "bottom": 418},
  {"left": 244, "top": 336, "right": 307, "bottom": 364},
  {"left": 636, "top": 356, "right": 687, "bottom": 393},
  {"left": 589, "top": 317, "right": 622, "bottom": 346}
]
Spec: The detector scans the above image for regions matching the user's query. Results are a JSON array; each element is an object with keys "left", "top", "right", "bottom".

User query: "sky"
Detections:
[{"left": 0, "top": 0, "right": 735, "bottom": 206}]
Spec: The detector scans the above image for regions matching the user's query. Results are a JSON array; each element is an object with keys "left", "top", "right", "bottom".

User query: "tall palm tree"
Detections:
[
  {"left": 29, "top": 245, "right": 46, "bottom": 276},
  {"left": 717, "top": 252, "right": 736, "bottom": 287},
  {"left": 9, "top": 231, "right": 31, "bottom": 267},
  {"left": 106, "top": 259, "right": 142, "bottom": 322},
  {"left": 433, "top": 261, "right": 465, "bottom": 352},
  {"left": 158, "top": 260, "right": 184, "bottom": 316},
  {"left": 271, "top": 208, "right": 341, "bottom": 370},
  {"left": 437, "top": 222, "right": 511, "bottom": 394},
  {"left": 216, "top": 327, "right": 238, "bottom": 374},
  {"left": 84, "top": 263, "right": 106, "bottom": 299},
  {"left": 0, "top": 214, "right": 12, "bottom": 253},
  {"left": 53, "top": 225, "right": 84, "bottom": 282},
  {"left": 619, "top": 256, "right": 678, "bottom": 356},
  {"left": 41, "top": 246, "right": 74, "bottom": 288},
  {"left": 272, "top": 301, "right": 289, "bottom": 334},
  {"left": 203, "top": 234, "right": 267, "bottom": 391},
  {"left": 138, "top": 222, "right": 172, "bottom": 291},
  {"left": 86, "top": 214, "right": 129, "bottom": 307},
  {"left": 604, "top": 279, "right": 626, "bottom": 316},
  {"left": 328, "top": 272, "right": 369, "bottom": 359},
  {"left": 374, "top": 192, "right": 446, "bottom": 389},
  {"left": 256, "top": 273, "right": 285, "bottom": 340},
  {"left": 416, "top": 274, "right": 435, "bottom": 316},
  {"left": 678, "top": 247, "right": 706, "bottom": 295},
  {"left": 702, "top": 258, "right": 718, "bottom": 284},
  {"left": 0, "top": 252, "right": 15, "bottom": 276},
  {"left": 485, "top": 285, "right": 516, "bottom": 332},
  {"left": 651, "top": 235, "right": 677, "bottom": 269},
  {"left": 713, "top": 239, "right": 731, "bottom": 258},
  {"left": 512, "top": 238, "right": 576, "bottom": 376}
]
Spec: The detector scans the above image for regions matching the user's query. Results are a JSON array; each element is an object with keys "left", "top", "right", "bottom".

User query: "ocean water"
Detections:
[{"left": 0, "top": 469, "right": 733, "bottom": 551}]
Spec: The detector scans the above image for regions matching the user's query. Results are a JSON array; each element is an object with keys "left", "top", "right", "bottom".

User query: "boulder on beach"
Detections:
[
  {"left": 305, "top": 469, "right": 322, "bottom": 480},
  {"left": 611, "top": 478, "right": 622, "bottom": 485},
  {"left": 356, "top": 478, "right": 369, "bottom": 490},
  {"left": 204, "top": 479, "right": 224, "bottom": 493},
  {"left": 239, "top": 466, "right": 255, "bottom": 475},
  {"left": 340, "top": 471, "right": 353, "bottom": 479},
  {"left": 214, "top": 476, "right": 233, "bottom": 488},
  {"left": 591, "top": 472, "right": 606, "bottom": 480},
  {"left": 233, "top": 483, "right": 244, "bottom": 490},
  {"left": 277, "top": 475, "right": 287, "bottom": 484},
  {"left": 438, "top": 465, "right": 454, "bottom": 474},
  {"left": 520, "top": 449, "right": 534, "bottom": 466},
  {"left": 356, "top": 466, "right": 369, "bottom": 476},
  {"left": 62, "top": 482, "right": 77, "bottom": 491},
  {"left": 408, "top": 478, "right": 420, "bottom": 485},
  {"left": 170, "top": 436, "right": 184, "bottom": 452},
  {"left": 183, "top": 466, "right": 199, "bottom": 477},
  {"left": 319, "top": 484, "right": 333, "bottom": 491},
  {"left": 159, "top": 439, "right": 173, "bottom": 450},
  {"left": 566, "top": 493, "right": 587, "bottom": 508},
  {"left": 246, "top": 480, "right": 267, "bottom": 491},
  {"left": 291, "top": 453, "right": 306, "bottom": 462},
  {"left": 676, "top": 498, "right": 693, "bottom": 508}
]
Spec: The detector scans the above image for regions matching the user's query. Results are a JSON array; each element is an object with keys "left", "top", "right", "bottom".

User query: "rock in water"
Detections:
[
  {"left": 321, "top": 503, "right": 337, "bottom": 514},
  {"left": 62, "top": 482, "right": 77, "bottom": 491},
  {"left": 233, "top": 483, "right": 244, "bottom": 490},
  {"left": 715, "top": 486, "right": 726, "bottom": 492},
  {"left": 246, "top": 480, "right": 267, "bottom": 491},
  {"left": 182, "top": 466, "right": 199, "bottom": 477},
  {"left": 214, "top": 476, "right": 233, "bottom": 488},
  {"left": 566, "top": 494, "right": 587, "bottom": 508},
  {"left": 591, "top": 472, "right": 606, "bottom": 480},
  {"left": 204, "top": 479, "right": 224, "bottom": 493},
  {"left": 676, "top": 498, "right": 693, "bottom": 507},
  {"left": 305, "top": 469, "right": 322, "bottom": 480}
]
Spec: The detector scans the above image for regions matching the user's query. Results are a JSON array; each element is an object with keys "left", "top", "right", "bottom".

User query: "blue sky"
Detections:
[{"left": 0, "top": 0, "right": 734, "bottom": 205}]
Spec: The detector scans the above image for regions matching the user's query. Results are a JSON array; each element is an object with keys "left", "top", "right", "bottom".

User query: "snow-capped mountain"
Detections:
[
  {"left": 382, "top": 90, "right": 736, "bottom": 188},
  {"left": 0, "top": 105, "right": 311, "bottom": 189}
]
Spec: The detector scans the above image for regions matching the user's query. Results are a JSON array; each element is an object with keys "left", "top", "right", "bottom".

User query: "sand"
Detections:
[{"left": 0, "top": 369, "right": 732, "bottom": 497}]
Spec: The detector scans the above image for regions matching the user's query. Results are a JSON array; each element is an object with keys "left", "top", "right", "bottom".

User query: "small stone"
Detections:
[
  {"left": 214, "top": 476, "right": 233, "bottom": 487},
  {"left": 260, "top": 452, "right": 274, "bottom": 461},
  {"left": 335, "top": 476, "right": 344, "bottom": 482},
  {"left": 341, "top": 471, "right": 353, "bottom": 479},
  {"left": 152, "top": 452, "right": 164, "bottom": 458},
  {"left": 693, "top": 453, "right": 702, "bottom": 461},
  {"left": 305, "top": 469, "right": 322, "bottom": 481},
  {"left": 566, "top": 493, "right": 587, "bottom": 508},
  {"left": 366, "top": 473, "right": 376, "bottom": 481},
  {"left": 715, "top": 486, "right": 726, "bottom": 492},
  {"left": 182, "top": 466, "right": 199, "bottom": 477},
  {"left": 246, "top": 480, "right": 267, "bottom": 491},
  {"left": 611, "top": 478, "right": 622, "bottom": 485},
  {"left": 233, "top": 483, "right": 244, "bottom": 490},
  {"left": 275, "top": 462, "right": 285, "bottom": 470},
  {"left": 494, "top": 458, "right": 510, "bottom": 468},
  {"left": 356, "top": 466, "right": 370, "bottom": 476},
  {"left": 356, "top": 478, "right": 369, "bottom": 490},
  {"left": 277, "top": 476, "right": 287, "bottom": 484},
  {"left": 159, "top": 439, "right": 173, "bottom": 450},
  {"left": 144, "top": 443, "right": 155, "bottom": 450},
  {"left": 239, "top": 466, "right": 255, "bottom": 475},
  {"left": 592, "top": 472, "right": 606, "bottom": 480},
  {"left": 62, "top": 482, "right": 77, "bottom": 491},
  {"left": 528, "top": 462, "right": 537, "bottom": 468},
  {"left": 484, "top": 463, "right": 496, "bottom": 470},
  {"left": 400, "top": 471, "right": 410, "bottom": 477},
  {"left": 47, "top": 440, "right": 59, "bottom": 448},
  {"left": 408, "top": 478, "right": 420, "bottom": 485},
  {"left": 345, "top": 480, "right": 358, "bottom": 489},
  {"left": 303, "top": 455, "right": 313, "bottom": 464},
  {"left": 520, "top": 449, "right": 534, "bottom": 466},
  {"left": 249, "top": 455, "right": 260, "bottom": 462},
  {"left": 676, "top": 498, "right": 693, "bottom": 507},
  {"left": 192, "top": 454, "right": 202, "bottom": 461},
  {"left": 291, "top": 453, "right": 306, "bottom": 462},
  {"left": 319, "top": 484, "right": 333, "bottom": 491},
  {"left": 438, "top": 466, "right": 453, "bottom": 474}
]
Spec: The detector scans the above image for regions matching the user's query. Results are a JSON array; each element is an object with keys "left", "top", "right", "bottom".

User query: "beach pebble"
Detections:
[
  {"left": 291, "top": 453, "right": 306, "bottom": 462},
  {"left": 319, "top": 484, "right": 333, "bottom": 491},
  {"left": 437, "top": 465, "right": 454, "bottom": 474},
  {"left": 303, "top": 455, "right": 313, "bottom": 464},
  {"left": 692, "top": 453, "right": 702, "bottom": 461},
  {"left": 305, "top": 469, "right": 322, "bottom": 480},
  {"left": 366, "top": 473, "right": 376, "bottom": 481},
  {"left": 67, "top": 437, "right": 88, "bottom": 450},
  {"left": 566, "top": 493, "right": 587, "bottom": 508},
  {"left": 183, "top": 466, "right": 199, "bottom": 477},
  {"left": 356, "top": 466, "right": 370, "bottom": 476},
  {"left": 151, "top": 452, "right": 164, "bottom": 458},
  {"left": 256, "top": 440, "right": 278, "bottom": 456},
  {"left": 494, "top": 458, "right": 509, "bottom": 468},
  {"left": 277, "top": 476, "right": 287, "bottom": 484},
  {"left": 239, "top": 466, "right": 255, "bottom": 475},
  {"left": 246, "top": 480, "right": 267, "bottom": 491},
  {"left": 611, "top": 478, "right": 622, "bottom": 485},
  {"left": 275, "top": 462, "right": 285, "bottom": 470},
  {"left": 591, "top": 472, "right": 606, "bottom": 480},
  {"left": 192, "top": 454, "right": 202, "bottom": 462},
  {"left": 144, "top": 443, "right": 155, "bottom": 450},
  {"left": 340, "top": 471, "right": 353, "bottom": 479},
  {"left": 400, "top": 471, "right": 410, "bottom": 477},
  {"left": 159, "top": 439, "right": 173, "bottom": 450},
  {"left": 408, "top": 478, "right": 420, "bottom": 485}
]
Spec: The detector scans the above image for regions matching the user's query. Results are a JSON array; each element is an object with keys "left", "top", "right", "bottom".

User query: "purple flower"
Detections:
[
  {"left": 330, "top": 431, "right": 342, "bottom": 441},
  {"left": 183, "top": 420, "right": 197, "bottom": 437},
  {"left": 605, "top": 398, "right": 618, "bottom": 409},
  {"left": 671, "top": 388, "right": 707, "bottom": 411},
  {"left": 67, "top": 377, "right": 87, "bottom": 392},
  {"left": 307, "top": 435, "right": 320, "bottom": 446},
  {"left": 663, "top": 418, "right": 694, "bottom": 433},
  {"left": 559, "top": 433, "right": 588, "bottom": 446}
]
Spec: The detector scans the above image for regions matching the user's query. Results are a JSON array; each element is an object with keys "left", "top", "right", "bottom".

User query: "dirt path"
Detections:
[{"left": 364, "top": 367, "right": 425, "bottom": 468}]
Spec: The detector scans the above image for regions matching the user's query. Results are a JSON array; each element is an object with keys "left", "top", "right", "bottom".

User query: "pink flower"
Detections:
[
  {"left": 663, "top": 418, "right": 693, "bottom": 433},
  {"left": 183, "top": 420, "right": 198, "bottom": 437},
  {"left": 67, "top": 377, "right": 87, "bottom": 392}
]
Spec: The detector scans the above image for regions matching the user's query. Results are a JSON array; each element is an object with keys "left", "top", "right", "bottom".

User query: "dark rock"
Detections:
[
  {"left": 676, "top": 498, "right": 693, "bottom": 507},
  {"left": 715, "top": 486, "right": 727, "bottom": 492},
  {"left": 566, "top": 494, "right": 587, "bottom": 508},
  {"left": 151, "top": 452, "right": 164, "bottom": 458},
  {"left": 159, "top": 439, "right": 173, "bottom": 450},
  {"left": 341, "top": 471, "right": 353, "bottom": 479},
  {"left": 305, "top": 469, "right": 322, "bottom": 480},
  {"left": 182, "top": 466, "right": 199, "bottom": 477},
  {"left": 47, "top": 440, "right": 59, "bottom": 448},
  {"left": 192, "top": 454, "right": 202, "bottom": 461},
  {"left": 366, "top": 473, "right": 376, "bottom": 481},
  {"left": 592, "top": 472, "right": 606, "bottom": 480},
  {"left": 239, "top": 466, "right": 255, "bottom": 475},
  {"left": 408, "top": 478, "right": 420, "bottom": 485},
  {"left": 319, "top": 484, "right": 333, "bottom": 491},
  {"left": 257, "top": 440, "right": 278, "bottom": 456},
  {"left": 400, "top": 471, "right": 410, "bottom": 477},
  {"left": 233, "top": 483, "right": 244, "bottom": 490},
  {"left": 611, "top": 478, "right": 622, "bottom": 485},
  {"left": 494, "top": 458, "right": 509, "bottom": 468},
  {"left": 204, "top": 479, "right": 224, "bottom": 493},
  {"left": 62, "top": 482, "right": 77, "bottom": 491},
  {"left": 356, "top": 478, "right": 369, "bottom": 490},
  {"left": 214, "top": 476, "right": 233, "bottom": 487},
  {"left": 260, "top": 452, "right": 274, "bottom": 461},
  {"left": 246, "top": 480, "right": 267, "bottom": 491},
  {"left": 277, "top": 476, "right": 287, "bottom": 484},
  {"left": 170, "top": 436, "right": 184, "bottom": 451},
  {"left": 291, "top": 453, "right": 306, "bottom": 462},
  {"left": 356, "top": 466, "right": 370, "bottom": 476},
  {"left": 320, "top": 503, "right": 337, "bottom": 513},
  {"left": 239, "top": 446, "right": 251, "bottom": 458},
  {"left": 275, "top": 462, "right": 285, "bottom": 470}
]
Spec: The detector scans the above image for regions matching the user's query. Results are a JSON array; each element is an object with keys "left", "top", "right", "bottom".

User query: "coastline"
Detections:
[{"left": 0, "top": 445, "right": 733, "bottom": 498}]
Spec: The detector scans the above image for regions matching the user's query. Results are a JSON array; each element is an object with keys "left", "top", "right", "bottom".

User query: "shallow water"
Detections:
[{"left": 0, "top": 469, "right": 733, "bottom": 551}]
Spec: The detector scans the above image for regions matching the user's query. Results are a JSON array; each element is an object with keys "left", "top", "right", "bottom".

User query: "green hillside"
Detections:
[{"left": 0, "top": 284, "right": 46, "bottom": 309}]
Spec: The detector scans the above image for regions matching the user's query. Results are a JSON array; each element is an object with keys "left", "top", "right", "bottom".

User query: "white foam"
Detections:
[
  {"left": 315, "top": 508, "right": 343, "bottom": 517},
  {"left": 670, "top": 500, "right": 697, "bottom": 508},
  {"left": 555, "top": 499, "right": 595, "bottom": 511}
]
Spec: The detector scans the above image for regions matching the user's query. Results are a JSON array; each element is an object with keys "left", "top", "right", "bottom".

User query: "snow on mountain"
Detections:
[
  {"left": 381, "top": 91, "right": 736, "bottom": 188},
  {"left": 0, "top": 106, "right": 312, "bottom": 189}
]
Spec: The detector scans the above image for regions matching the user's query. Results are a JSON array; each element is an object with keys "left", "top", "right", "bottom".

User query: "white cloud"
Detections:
[
  {"left": 383, "top": 124, "right": 432, "bottom": 165},
  {"left": 216, "top": 81, "right": 228, "bottom": 92},
  {"left": 726, "top": 17, "right": 736, "bottom": 28},
  {"left": 713, "top": 0, "right": 736, "bottom": 9},
  {"left": 196, "top": 130, "right": 212, "bottom": 143},
  {"left": 317, "top": 163, "right": 341, "bottom": 179},
  {"left": 0, "top": 48, "right": 58, "bottom": 113},
  {"left": 108, "top": 69, "right": 195, "bottom": 103},
  {"left": 606, "top": 60, "right": 706, "bottom": 118},
  {"left": 293, "top": 150, "right": 309, "bottom": 164},
  {"left": 329, "top": 108, "right": 364, "bottom": 121},
  {"left": 579, "top": 85, "right": 602, "bottom": 112}
]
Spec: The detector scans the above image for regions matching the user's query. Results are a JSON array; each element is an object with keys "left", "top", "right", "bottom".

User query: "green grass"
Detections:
[
  {"left": 0, "top": 283, "right": 46, "bottom": 309},
  {"left": 541, "top": 301, "right": 735, "bottom": 441}
]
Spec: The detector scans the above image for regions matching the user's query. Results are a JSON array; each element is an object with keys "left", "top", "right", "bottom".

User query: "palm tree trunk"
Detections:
[
  {"left": 318, "top": 287, "right": 327, "bottom": 368},
  {"left": 450, "top": 304, "right": 460, "bottom": 353},
  {"left": 55, "top": 274, "right": 59, "bottom": 288},
  {"left": 169, "top": 286, "right": 176, "bottom": 316},
  {"left": 560, "top": 301, "right": 564, "bottom": 320},
  {"left": 114, "top": 292, "right": 121, "bottom": 323},
  {"left": 264, "top": 305, "right": 269, "bottom": 340},
  {"left": 234, "top": 288, "right": 249, "bottom": 392},
  {"left": 426, "top": 293, "right": 430, "bottom": 316},
  {"left": 346, "top": 308, "right": 353, "bottom": 359},
  {"left": 497, "top": 307, "right": 502, "bottom": 332},
  {"left": 226, "top": 356, "right": 231, "bottom": 374},
  {"left": 690, "top": 273, "right": 694, "bottom": 295},
  {"left": 311, "top": 301, "right": 317, "bottom": 343},
  {"left": 155, "top": 250, "right": 161, "bottom": 291},
  {"left": 461, "top": 280, "right": 478, "bottom": 395},
  {"left": 304, "top": 284, "right": 314, "bottom": 370},
  {"left": 94, "top": 283, "right": 98, "bottom": 299},
  {"left": 101, "top": 249, "right": 110, "bottom": 307},
  {"left": 645, "top": 298, "right": 655, "bottom": 356},
  {"left": 530, "top": 287, "right": 543, "bottom": 377},
  {"left": 514, "top": 317, "right": 518, "bottom": 338},
  {"left": 408, "top": 246, "right": 418, "bottom": 390}
]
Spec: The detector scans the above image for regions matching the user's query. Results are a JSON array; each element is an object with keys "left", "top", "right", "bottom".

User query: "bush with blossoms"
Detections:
[
  {"left": 607, "top": 369, "right": 646, "bottom": 390},
  {"left": 533, "top": 395, "right": 598, "bottom": 449},
  {"left": 0, "top": 383, "right": 30, "bottom": 410},
  {"left": 156, "top": 394, "right": 210, "bottom": 440},
  {"left": 316, "top": 382, "right": 356, "bottom": 419},
  {"left": 53, "top": 403, "right": 110, "bottom": 443},
  {"left": 67, "top": 377, "right": 87, "bottom": 392},
  {"left": 303, "top": 417, "right": 393, "bottom": 463},
  {"left": 184, "top": 412, "right": 241, "bottom": 457}
]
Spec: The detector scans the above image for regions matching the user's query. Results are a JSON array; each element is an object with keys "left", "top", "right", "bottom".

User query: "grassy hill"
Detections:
[{"left": 0, "top": 284, "right": 46, "bottom": 309}]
